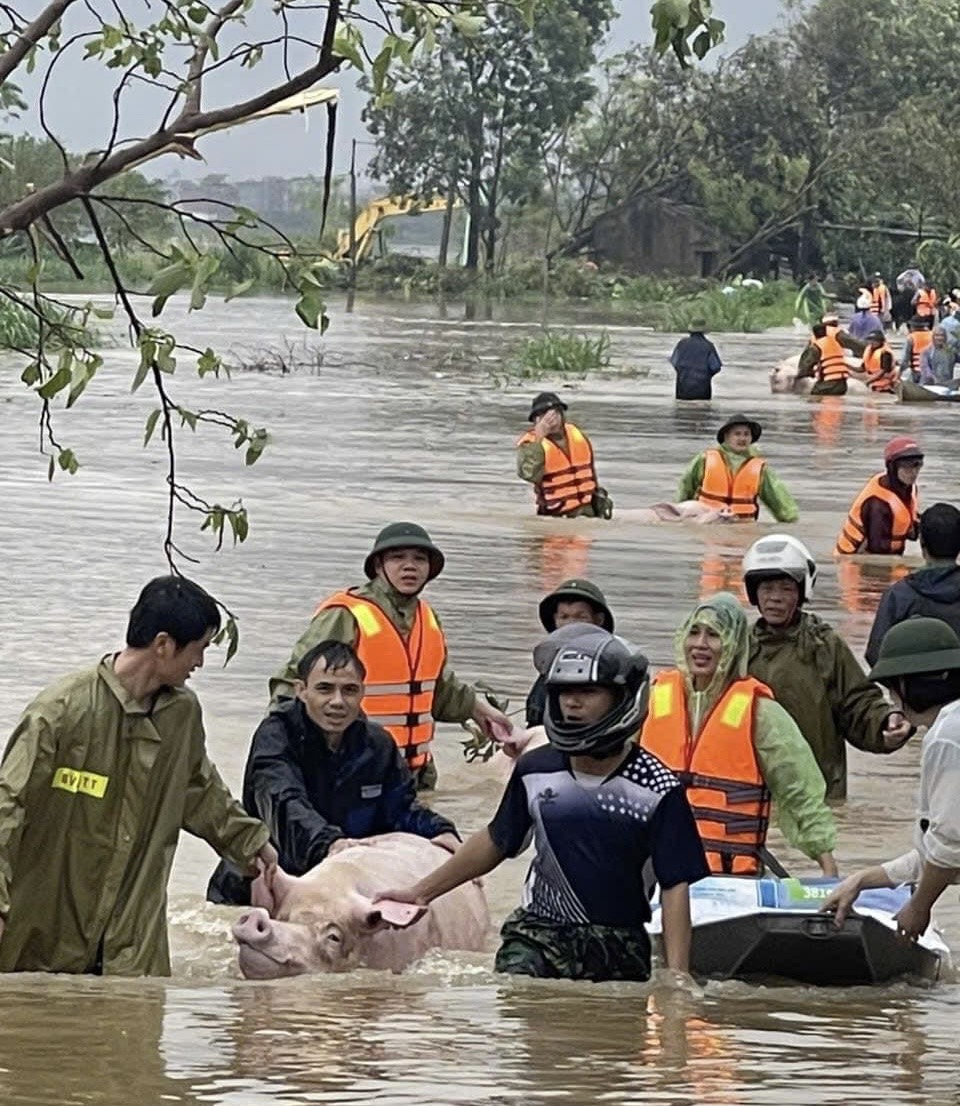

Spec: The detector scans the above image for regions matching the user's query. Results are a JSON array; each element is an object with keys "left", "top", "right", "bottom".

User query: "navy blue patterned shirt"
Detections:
[{"left": 488, "top": 743, "right": 708, "bottom": 927}]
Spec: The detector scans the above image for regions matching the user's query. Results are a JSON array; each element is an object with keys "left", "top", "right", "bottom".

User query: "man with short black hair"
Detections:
[
  {"left": 209, "top": 639, "right": 459, "bottom": 906},
  {"left": 0, "top": 575, "right": 275, "bottom": 975},
  {"left": 865, "top": 503, "right": 960, "bottom": 666}
]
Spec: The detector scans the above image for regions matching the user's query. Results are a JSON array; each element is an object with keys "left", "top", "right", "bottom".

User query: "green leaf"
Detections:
[
  {"left": 449, "top": 11, "right": 485, "bottom": 36},
  {"left": 147, "top": 260, "right": 191, "bottom": 300},
  {"left": 692, "top": 29, "right": 711, "bottom": 59},
  {"left": 57, "top": 448, "right": 79, "bottom": 474},
  {"left": 215, "top": 616, "right": 240, "bottom": 666},
  {"left": 179, "top": 407, "right": 198, "bottom": 431},
  {"left": 244, "top": 430, "right": 269, "bottom": 465},
  {"left": 132, "top": 338, "right": 154, "bottom": 392},
  {"left": 224, "top": 278, "right": 255, "bottom": 302},
  {"left": 197, "top": 348, "right": 222, "bottom": 376},
  {"left": 66, "top": 357, "right": 101, "bottom": 409},
  {"left": 333, "top": 22, "right": 365, "bottom": 70},
  {"left": 20, "top": 361, "right": 40, "bottom": 386},
  {"left": 295, "top": 290, "right": 325, "bottom": 330},
  {"left": 143, "top": 408, "right": 161, "bottom": 446},
  {"left": 37, "top": 365, "right": 72, "bottom": 399}
]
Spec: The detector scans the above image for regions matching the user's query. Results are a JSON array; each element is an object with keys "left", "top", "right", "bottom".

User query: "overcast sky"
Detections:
[{"left": 15, "top": 1, "right": 788, "bottom": 182}]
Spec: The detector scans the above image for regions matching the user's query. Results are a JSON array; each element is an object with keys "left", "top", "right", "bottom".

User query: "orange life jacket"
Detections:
[
  {"left": 910, "top": 328, "right": 933, "bottom": 374},
  {"left": 863, "top": 344, "right": 898, "bottom": 392},
  {"left": 871, "top": 283, "right": 888, "bottom": 317},
  {"left": 914, "top": 288, "right": 938, "bottom": 318},
  {"left": 697, "top": 449, "right": 765, "bottom": 520},
  {"left": 314, "top": 590, "right": 446, "bottom": 769},
  {"left": 516, "top": 422, "right": 597, "bottom": 516},
  {"left": 813, "top": 334, "right": 848, "bottom": 382},
  {"left": 834, "top": 475, "right": 919, "bottom": 555},
  {"left": 640, "top": 670, "right": 773, "bottom": 876}
]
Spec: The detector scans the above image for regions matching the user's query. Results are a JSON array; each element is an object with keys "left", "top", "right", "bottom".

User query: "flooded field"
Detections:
[{"left": 1, "top": 294, "right": 958, "bottom": 1105}]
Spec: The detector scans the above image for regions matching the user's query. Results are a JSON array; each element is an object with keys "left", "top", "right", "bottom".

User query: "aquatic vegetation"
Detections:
[{"left": 499, "top": 329, "right": 612, "bottom": 384}]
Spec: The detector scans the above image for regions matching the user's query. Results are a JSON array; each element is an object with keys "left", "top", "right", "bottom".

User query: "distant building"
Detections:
[{"left": 586, "top": 196, "right": 728, "bottom": 277}]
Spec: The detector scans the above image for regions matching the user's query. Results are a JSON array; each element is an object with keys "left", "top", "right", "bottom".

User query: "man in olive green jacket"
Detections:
[
  {"left": 0, "top": 576, "right": 274, "bottom": 976},
  {"left": 269, "top": 522, "right": 511, "bottom": 788},
  {"left": 742, "top": 535, "right": 913, "bottom": 800}
]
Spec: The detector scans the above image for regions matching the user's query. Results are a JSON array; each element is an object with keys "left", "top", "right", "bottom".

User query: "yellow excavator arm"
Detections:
[{"left": 334, "top": 194, "right": 460, "bottom": 262}]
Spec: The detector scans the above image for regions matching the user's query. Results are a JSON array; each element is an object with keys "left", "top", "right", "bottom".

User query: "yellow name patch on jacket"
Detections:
[{"left": 52, "top": 767, "right": 109, "bottom": 799}]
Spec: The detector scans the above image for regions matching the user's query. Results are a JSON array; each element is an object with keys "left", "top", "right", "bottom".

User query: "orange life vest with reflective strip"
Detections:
[
  {"left": 834, "top": 475, "right": 919, "bottom": 555},
  {"left": 517, "top": 422, "right": 597, "bottom": 516},
  {"left": 915, "top": 289, "right": 938, "bottom": 318},
  {"left": 813, "top": 334, "right": 848, "bottom": 382},
  {"left": 314, "top": 590, "right": 446, "bottom": 769},
  {"left": 640, "top": 670, "right": 773, "bottom": 876},
  {"left": 697, "top": 449, "right": 765, "bottom": 520},
  {"left": 871, "top": 283, "right": 888, "bottom": 317},
  {"left": 910, "top": 328, "right": 933, "bottom": 373},
  {"left": 863, "top": 344, "right": 898, "bottom": 392}
]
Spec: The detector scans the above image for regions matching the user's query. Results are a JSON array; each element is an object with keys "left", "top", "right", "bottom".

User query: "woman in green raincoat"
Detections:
[{"left": 640, "top": 592, "right": 837, "bottom": 877}]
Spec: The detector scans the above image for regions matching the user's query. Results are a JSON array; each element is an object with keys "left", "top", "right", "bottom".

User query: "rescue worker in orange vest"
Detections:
[
  {"left": 835, "top": 438, "right": 923, "bottom": 556},
  {"left": 677, "top": 415, "right": 798, "bottom": 523},
  {"left": 516, "top": 392, "right": 612, "bottom": 519},
  {"left": 912, "top": 284, "right": 939, "bottom": 324},
  {"left": 268, "top": 522, "right": 512, "bottom": 790},
  {"left": 862, "top": 329, "right": 899, "bottom": 393},
  {"left": 797, "top": 319, "right": 865, "bottom": 395},
  {"left": 639, "top": 592, "right": 837, "bottom": 877},
  {"left": 901, "top": 317, "right": 935, "bottom": 382},
  {"left": 870, "top": 273, "right": 892, "bottom": 327}
]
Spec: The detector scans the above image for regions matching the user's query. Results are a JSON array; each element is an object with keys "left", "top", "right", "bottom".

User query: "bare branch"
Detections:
[{"left": 181, "top": 0, "right": 248, "bottom": 116}]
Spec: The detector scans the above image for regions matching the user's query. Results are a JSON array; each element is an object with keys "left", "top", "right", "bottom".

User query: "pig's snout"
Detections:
[{"left": 233, "top": 906, "right": 273, "bottom": 948}]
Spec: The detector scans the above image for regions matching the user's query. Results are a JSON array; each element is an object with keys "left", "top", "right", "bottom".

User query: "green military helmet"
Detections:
[
  {"left": 539, "top": 578, "right": 615, "bottom": 632},
  {"left": 363, "top": 522, "right": 445, "bottom": 581},
  {"left": 868, "top": 617, "right": 960, "bottom": 682}
]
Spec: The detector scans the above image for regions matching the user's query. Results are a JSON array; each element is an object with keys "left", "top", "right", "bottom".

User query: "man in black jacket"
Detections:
[
  {"left": 207, "top": 640, "right": 458, "bottom": 905},
  {"left": 866, "top": 503, "right": 960, "bottom": 666},
  {"left": 669, "top": 319, "right": 722, "bottom": 400}
]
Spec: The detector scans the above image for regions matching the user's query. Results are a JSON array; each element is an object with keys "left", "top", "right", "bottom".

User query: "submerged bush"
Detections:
[{"left": 492, "top": 329, "right": 611, "bottom": 385}]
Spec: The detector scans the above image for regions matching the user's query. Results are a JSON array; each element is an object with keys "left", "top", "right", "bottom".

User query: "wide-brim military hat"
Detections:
[
  {"left": 363, "top": 522, "right": 445, "bottom": 581},
  {"left": 716, "top": 414, "right": 762, "bottom": 444},
  {"left": 539, "top": 578, "right": 615, "bottom": 632},
  {"left": 868, "top": 618, "right": 960, "bottom": 681},
  {"left": 528, "top": 391, "right": 568, "bottom": 422}
]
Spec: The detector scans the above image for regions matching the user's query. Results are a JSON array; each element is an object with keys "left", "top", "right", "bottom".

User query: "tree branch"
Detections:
[
  {"left": 181, "top": 0, "right": 248, "bottom": 116},
  {"left": 0, "top": 0, "right": 77, "bottom": 86}
]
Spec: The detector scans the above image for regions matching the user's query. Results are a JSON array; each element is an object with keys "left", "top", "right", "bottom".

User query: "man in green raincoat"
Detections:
[
  {"left": 742, "top": 535, "right": 914, "bottom": 800},
  {"left": 677, "top": 415, "right": 798, "bottom": 524},
  {"left": 0, "top": 576, "right": 275, "bottom": 976},
  {"left": 269, "top": 522, "right": 511, "bottom": 789},
  {"left": 640, "top": 592, "right": 838, "bottom": 876}
]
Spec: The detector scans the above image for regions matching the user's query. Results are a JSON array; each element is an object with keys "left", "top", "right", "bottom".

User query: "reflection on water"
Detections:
[{"left": 1, "top": 293, "right": 959, "bottom": 1104}]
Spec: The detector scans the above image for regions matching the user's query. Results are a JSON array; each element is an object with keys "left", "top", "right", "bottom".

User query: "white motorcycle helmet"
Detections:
[{"left": 742, "top": 534, "right": 817, "bottom": 606}]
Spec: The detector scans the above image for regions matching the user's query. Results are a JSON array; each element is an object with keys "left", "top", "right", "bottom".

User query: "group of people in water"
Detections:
[
  {"left": 2, "top": 480, "right": 959, "bottom": 983},
  {"left": 1, "top": 365, "right": 958, "bottom": 984},
  {"left": 516, "top": 394, "right": 925, "bottom": 559}
]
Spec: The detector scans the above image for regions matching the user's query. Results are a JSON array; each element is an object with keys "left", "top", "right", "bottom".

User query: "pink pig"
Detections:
[{"left": 232, "top": 833, "right": 489, "bottom": 979}]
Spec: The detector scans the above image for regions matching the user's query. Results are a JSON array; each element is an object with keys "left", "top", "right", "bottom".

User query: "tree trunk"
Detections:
[{"left": 438, "top": 183, "right": 456, "bottom": 269}]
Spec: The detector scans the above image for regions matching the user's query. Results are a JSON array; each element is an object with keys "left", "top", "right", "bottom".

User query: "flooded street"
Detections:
[{"left": 2, "top": 294, "right": 959, "bottom": 1104}]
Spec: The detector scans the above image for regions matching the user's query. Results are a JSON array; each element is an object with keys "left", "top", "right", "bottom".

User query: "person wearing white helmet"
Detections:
[
  {"left": 848, "top": 293, "right": 883, "bottom": 342},
  {"left": 376, "top": 624, "right": 709, "bottom": 982},
  {"left": 744, "top": 534, "right": 914, "bottom": 800}
]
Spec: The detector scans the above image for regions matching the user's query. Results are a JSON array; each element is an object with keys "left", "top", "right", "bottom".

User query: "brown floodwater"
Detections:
[{"left": 1, "top": 295, "right": 958, "bottom": 1105}]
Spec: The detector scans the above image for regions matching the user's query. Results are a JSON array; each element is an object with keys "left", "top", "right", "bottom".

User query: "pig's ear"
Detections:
[{"left": 251, "top": 867, "right": 297, "bottom": 916}]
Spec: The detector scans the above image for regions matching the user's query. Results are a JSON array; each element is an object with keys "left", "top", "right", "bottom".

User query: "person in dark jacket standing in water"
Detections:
[
  {"left": 207, "top": 640, "right": 458, "bottom": 906},
  {"left": 866, "top": 503, "right": 960, "bottom": 666},
  {"left": 669, "top": 319, "right": 722, "bottom": 400}
]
